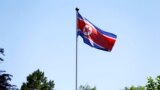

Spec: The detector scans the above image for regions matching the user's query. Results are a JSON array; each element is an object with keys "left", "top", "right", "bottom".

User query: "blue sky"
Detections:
[{"left": 0, "top": 0, "right": 160, "bottom": 90}]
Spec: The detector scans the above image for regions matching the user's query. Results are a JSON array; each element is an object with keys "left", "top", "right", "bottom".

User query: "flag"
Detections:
[{"left": 77, "top": 12, "right": 117, "bottom": 52}]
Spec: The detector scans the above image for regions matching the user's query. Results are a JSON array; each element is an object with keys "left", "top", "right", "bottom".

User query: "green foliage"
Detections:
[
  {"left": 124, "top": 86, "right": 145, "bottom": 90},
  {"left": 123, "top": 75, "right": 160, "bottom": 90},
  {"left": 137, "top": 86, "right": 145, "bottom": 90},
  {"left": 0, "top": 71, "right": 17, "bottom": 90},
  {"left": 146, "top": 77, "right": 156, "bottom": 90},
  {"left": 0, "top": 48, "right": 18, "bottom": 90},
  {"left": 156, "top": 75, "right": 160, "bottom": 90},
  {"left": 130, "top": 86, "right": 136, "bottom": 90},
  {"left": 0, "top": 48, "right": 4, "bottom": 61},
  {"left": 79, "top": 85, "right": 96, "bottom": 90},
  {"left": 21, "top": 69, "right": 55, "bottom": 90}
]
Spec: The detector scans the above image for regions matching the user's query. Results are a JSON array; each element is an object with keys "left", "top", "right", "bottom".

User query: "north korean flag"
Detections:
[{"left": 77, "top": 12, "right": 117, "bottom": 52}]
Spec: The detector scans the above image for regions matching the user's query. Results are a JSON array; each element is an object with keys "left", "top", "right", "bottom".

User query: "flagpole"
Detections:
[{"left": 75, "top": 7, "right": 79, "bottom": 90}]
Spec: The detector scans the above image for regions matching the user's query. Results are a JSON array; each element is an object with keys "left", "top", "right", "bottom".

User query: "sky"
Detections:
[{"left": 0, "top": 0, "right": 160, "bottom": 90}]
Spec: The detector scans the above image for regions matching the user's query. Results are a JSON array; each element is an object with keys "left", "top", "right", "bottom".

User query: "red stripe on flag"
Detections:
[{"left": 78, "top": 18, "right": 116, "bottom": 51}]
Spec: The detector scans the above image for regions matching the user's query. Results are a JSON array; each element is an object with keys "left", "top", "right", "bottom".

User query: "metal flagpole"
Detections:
[{"left": 75, "top": 7, "right": 79, "bottom": 90}]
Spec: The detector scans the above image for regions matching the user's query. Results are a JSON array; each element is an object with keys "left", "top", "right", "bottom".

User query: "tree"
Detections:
[
  {"left": 79, "top": 85, "right": 96, "bottom": 90},
  {"left": 156, "top": 75, "right": 160, "bottom": 90},
  {"left": 0, "top": 48, "right": 18, "bottom": 90},
  {"left": 123, "top": 76, "right": 160, "bottom": 90},
  {"left": 124, "top": 86, "right": 145, "bottom": 90},
  {"left": 0, "top": 71, "right": 17, "bottom": 90},
  {"left": 137, "top": 86, "right": 145, "bottom": 90},
  {"left": 21, "top": 69, "right": 55, "bottom": 90},
  {"left": 146, "top": 76, "right": 156, "bottom": 90},
  {"left": 0, "top": 48, "right": 4, "bottom": 61}
]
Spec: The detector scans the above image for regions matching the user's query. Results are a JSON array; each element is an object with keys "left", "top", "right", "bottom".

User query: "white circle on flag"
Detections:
[{"left": 83, "top": 25, "right": 92, "bottom": 36}]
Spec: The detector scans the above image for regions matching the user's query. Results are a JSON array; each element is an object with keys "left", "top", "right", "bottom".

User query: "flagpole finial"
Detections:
[{"left": 75, "top": 7, "right": 79, "bottom": 12}]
